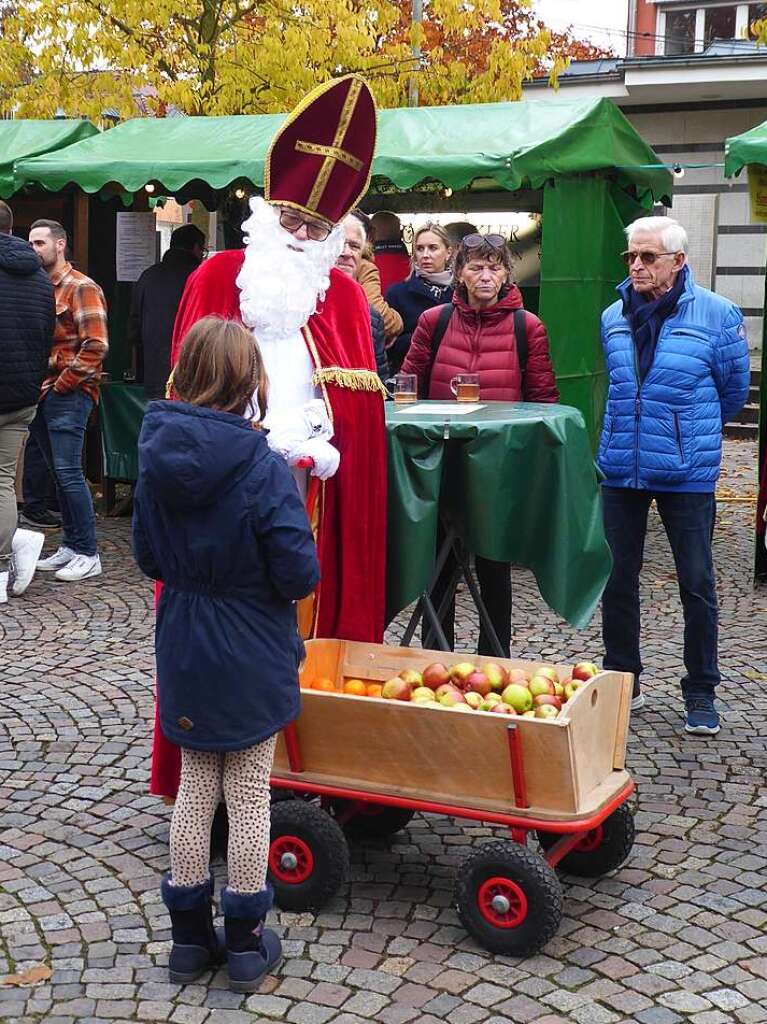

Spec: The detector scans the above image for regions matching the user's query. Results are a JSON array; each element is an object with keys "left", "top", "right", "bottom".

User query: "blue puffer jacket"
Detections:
[
  {"left": 132, "top": 401, "right": 320, "bottom": 751},
  {"left": 598, "top": 268, "right": 750, "bottom": 492}
]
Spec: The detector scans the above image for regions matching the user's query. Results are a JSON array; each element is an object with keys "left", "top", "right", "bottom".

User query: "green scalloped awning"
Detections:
[
  {"left": 0, "top": 119, "right": 99, "bottom": 198},
  {"left": 725, "top": 119, "right": 767, "bottom": 177},
  {"left": 13, "top": 97, "right": 672, "bottom": 203}
]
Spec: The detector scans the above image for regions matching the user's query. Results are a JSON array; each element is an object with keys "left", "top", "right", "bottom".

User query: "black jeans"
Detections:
[
  {"left": 601, "top": 487, "right": 719, "bottom": 700},
  {"left": 423, "top": 542, "right": 512, "bottom": 657}
]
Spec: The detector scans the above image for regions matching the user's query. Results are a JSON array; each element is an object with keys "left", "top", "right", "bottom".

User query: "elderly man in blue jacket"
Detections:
[{"left": 598, "top": 215, "right": 749, "bottom": 737}]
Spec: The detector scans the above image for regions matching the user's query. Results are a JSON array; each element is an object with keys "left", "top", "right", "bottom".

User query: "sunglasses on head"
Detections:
[
  {"left": 461, "top": 233, "right": 506, "bottom": 253},
  {"left": 621, "top": 249, "right": 680, "bottom": 267}
]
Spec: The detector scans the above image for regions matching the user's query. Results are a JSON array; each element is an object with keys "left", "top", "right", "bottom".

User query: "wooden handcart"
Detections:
[{"left": 267, "top": 640, "right": 635, "bottom": 956}]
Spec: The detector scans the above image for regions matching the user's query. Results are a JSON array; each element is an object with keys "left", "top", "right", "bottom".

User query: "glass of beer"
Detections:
[
  {"left": 386, "top": 373, "right": 418, "bottom": 404},
  {"left": 450, "top": 373, "right": 480, "bottom": 402}
]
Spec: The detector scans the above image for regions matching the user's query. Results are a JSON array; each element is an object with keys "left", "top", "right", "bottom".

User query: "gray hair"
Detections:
[{"left": 625, "top": 216, "right": 688, "bottom": 255}]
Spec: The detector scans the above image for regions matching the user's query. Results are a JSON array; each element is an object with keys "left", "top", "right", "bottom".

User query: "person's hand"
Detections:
[
  {"left": 265, "top": 400, "right": 333, "bottom": 458},
  {"left": 291, "top": 439, "right": 340, "bottom": 480}
]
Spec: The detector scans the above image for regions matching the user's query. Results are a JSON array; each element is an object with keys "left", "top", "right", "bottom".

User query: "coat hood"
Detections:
[
  {"left": 0, "top": 233, "right": 44, "bottom": 276},
  {"left": 138, "top": 401, "right": 265, "bottom": 509}
]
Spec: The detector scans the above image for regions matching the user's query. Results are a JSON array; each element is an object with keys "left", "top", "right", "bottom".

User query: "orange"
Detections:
[
  {"left": 343, "top": 678, "right": 367, "bottom": 696},
  {"left": 366, "top": 683, "right": 383, "bottom": 698},
  {"left": 311, "top": 677, "right": 336, "bottom": 692}
]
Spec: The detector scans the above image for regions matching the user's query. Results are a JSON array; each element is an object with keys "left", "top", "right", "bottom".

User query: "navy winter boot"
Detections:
[
  {"left": 221, "top": 885, "right": 282, "bottom": 993},
  {"left": 161, "top": 876, "right": 224, "bottom": 984}
]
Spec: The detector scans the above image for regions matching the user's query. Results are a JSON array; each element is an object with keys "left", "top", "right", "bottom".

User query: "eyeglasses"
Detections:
[
  {"left": 461, "top": 233, "right": 507, "bottom": 253},
  {"left": 621, "top": 249, "right": 680, "bottom": 266},
  {"left": 278, "top": 208, "right": 332, "bottom": 242}
]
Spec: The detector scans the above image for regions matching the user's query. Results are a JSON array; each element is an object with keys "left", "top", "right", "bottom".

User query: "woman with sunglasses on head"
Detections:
[
  {"left": 386, "top": 222, "right": 454, "bottom": 373},
  {"left": 402, "top": 233, "right": 559, "bottom": 656}
]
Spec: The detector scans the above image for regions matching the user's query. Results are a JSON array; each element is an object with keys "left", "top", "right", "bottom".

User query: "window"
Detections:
[
  {"left": 748, "top": 2, "right": 767, "bottom": 37},
  {"left": 705, "top": 5, "right": 736, "bottom": 44},
  {"left": 665, "top": 9, "right": 697, "bottom": 54}
]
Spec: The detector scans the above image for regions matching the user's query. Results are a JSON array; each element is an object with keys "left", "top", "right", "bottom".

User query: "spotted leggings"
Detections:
[{"left": 169, "top": 735, "right": 277, "bottom": 893}]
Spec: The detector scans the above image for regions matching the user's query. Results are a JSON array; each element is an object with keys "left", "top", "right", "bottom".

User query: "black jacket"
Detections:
[
  {"left": 385, "top": 273, "right": 453, "bottom": 373},
  {"left": 369, "top": 306, "right": 389, "bottom": 381},
  {"left": 0, "top": 234, "right": 55, "bottom": 413},
  {"left": 127, "top": 248, "right": 201, "bottom": 399}
]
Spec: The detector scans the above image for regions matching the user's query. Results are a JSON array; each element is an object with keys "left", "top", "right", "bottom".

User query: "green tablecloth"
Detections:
[
  {"left": 385, "top": 401, "right": 611, "bottom": 629},
  {"left": 98, "top": 382, "right": 147, "bottom": 481}
]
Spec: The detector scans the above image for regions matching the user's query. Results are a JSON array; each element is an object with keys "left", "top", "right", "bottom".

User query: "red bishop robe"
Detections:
[{"left": 150, "top": 251, "right": 387, "bottom": 797}]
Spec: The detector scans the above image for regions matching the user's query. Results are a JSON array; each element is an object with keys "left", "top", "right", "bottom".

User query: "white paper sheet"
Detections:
[{"left": 393, "top": 403, "right": 485, "bottom": 415}]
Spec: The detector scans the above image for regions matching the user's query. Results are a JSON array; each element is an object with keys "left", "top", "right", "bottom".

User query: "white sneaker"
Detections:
[
  {"left": 55, "top": 553, "right": 102, "bottom": 582},
  {"left": 10, "top": 529, "right": 45, "bottom": 596},
  {"left": 631, "top": 692, "right": 646, "bottom": 711},
  {"left": 0, "top": 571, "right": 7, "bottom": 604},
  {"left": 37, "top": 545, "right": 76, "bottom": 571}
]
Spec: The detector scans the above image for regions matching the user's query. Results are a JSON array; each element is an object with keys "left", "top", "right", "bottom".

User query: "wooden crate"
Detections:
[{"left": 273, "top": 640, "right": 632, "bottom": 822}]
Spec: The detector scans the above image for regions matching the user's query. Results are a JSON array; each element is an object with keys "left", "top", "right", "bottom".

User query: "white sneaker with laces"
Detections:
[
  {"left": 630, "top": 692, "right": 646, "bottom": 711},
  {"left": 10, "top": 529, "right": 45, "bottom": 595},
  {"left": 0, "top": 570, "right": 7, "bottom": 605},
  {"left": 55, "top": 553, "right": 102, "bottom": 582},
  {"left": 37, "top": 545, "right": 76, "bottom": 571}
]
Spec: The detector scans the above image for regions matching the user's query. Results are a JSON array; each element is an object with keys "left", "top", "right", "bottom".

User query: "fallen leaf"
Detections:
[{"left": 0, "top": 963, "right": 52, "bottom": 987}]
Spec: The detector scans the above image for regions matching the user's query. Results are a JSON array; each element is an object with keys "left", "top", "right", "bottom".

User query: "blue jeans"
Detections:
[
  {"left": 22, "top": 431, "right": 59, "bottom": 515},
  {"left": 601, "top": 487, "right": 719, "bottom": 700},
  {"left": 30, "top": 390, "right": 97, "bottom": 556}
]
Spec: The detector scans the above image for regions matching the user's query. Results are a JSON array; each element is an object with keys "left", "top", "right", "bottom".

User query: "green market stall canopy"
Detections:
[
  {"left": 725, "top": 118, "right": 767, "bottom": 178},
  {"left": 0, "top": 119, "right": 99, "bottom": 198},
  {"left": 13, "top": 98, "right": 672, "bottom": 204}
]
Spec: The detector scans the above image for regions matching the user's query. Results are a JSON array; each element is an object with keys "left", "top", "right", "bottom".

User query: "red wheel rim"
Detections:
[
  {"left": 269, "top": 835, "right": 314, "bottom": 884},
  {"left": 477, "top": 876, "right": 528, "bottom": 928},
  {"left": 575, "top": 826, "right": 604, "bottom": 852}
]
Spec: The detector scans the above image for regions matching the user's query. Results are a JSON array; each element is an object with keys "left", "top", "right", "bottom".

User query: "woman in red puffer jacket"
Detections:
[
  {"left": 401, "top": 233, "right": 559, "bottom": 657},
  {"left": 402, "top": 233, "right": 559, "bottom": 403}
]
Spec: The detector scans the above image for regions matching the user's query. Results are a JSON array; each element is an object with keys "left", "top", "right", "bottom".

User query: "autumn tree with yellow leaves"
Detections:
[{"left": 0, "top": 0, "right": 611, "bottom": 118}]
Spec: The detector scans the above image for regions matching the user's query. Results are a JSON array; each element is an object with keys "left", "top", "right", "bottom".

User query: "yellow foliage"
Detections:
[{"left": 0, "top": 0, "right": 558, "bottom": 117}]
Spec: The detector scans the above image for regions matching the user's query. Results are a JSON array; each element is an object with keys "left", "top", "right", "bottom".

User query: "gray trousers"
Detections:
[{"left": 0, "top": 405, "right": 36, "bottom": 569}]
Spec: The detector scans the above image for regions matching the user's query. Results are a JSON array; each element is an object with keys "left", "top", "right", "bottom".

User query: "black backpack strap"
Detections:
[
  {"left": 422, "top": 303, "right": 454, "bottom": 398},
  {"left": 514, "top": 308, "right": 528, "bottom": 394}
]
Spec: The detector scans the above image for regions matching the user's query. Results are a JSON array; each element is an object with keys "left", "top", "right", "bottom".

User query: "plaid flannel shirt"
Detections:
[{"left": 42, "top": 263, "right": 109, "bottom": 403}]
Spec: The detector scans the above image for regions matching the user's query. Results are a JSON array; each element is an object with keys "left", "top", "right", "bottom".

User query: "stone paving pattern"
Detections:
[{"left": 1, "top": 439, "right": 766, "bottom": 1024}]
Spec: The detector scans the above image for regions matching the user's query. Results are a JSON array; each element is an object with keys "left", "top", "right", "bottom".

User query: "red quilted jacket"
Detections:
[{"left": 402, "top": 286, "right": 559, "bottom": 403}]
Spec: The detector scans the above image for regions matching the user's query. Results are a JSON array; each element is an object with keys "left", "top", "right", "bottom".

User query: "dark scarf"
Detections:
[{"left": 623, "top": 266, "right": 687, "bottom": 383}]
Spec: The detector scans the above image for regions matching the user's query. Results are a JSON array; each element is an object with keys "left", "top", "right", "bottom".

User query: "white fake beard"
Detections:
[{"left": 236, "top": 196, "right": 344, "bottom": 344}]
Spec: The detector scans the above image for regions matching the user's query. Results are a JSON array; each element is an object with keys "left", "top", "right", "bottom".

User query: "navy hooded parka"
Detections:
[{"left": 132, "top": 401, "right": 320, "bottom": 752}]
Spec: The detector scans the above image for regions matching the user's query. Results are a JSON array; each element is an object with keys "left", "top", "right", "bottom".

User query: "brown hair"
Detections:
[
  {"left": 30, "top": 218, "right": 67, "bottom": 244},
  {"left": 0, "top": 200, "right": 12, "bottom": 234},
  {"left": 173, "top": 317, "right": 268, "bottom": 420}
]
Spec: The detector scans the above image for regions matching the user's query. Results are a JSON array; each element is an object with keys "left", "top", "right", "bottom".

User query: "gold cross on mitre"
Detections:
[{"left": 295, "top": 78, "right": 365, "bottom": 212}]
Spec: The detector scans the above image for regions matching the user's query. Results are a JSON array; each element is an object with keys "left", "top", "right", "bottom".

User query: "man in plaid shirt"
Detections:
[{"left": 28, "top": 219, "right": 108, "bottom": 582}]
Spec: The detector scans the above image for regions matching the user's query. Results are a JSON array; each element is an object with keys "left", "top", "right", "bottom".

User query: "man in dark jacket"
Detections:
[
  {"left": 127, "top": 224, "right": 206, "bottom": 399},
  {"left": 0, "top": 201, "right": 55, "bottom": 602}
]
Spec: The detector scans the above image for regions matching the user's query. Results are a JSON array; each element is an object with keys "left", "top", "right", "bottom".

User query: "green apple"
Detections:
[{"left": 501, "top": 683, "right": 533, "bottom": 713}]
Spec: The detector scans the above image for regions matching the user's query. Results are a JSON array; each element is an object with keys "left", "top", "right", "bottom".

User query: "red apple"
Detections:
[
  {"left": 572, "top": 661, "right": 599, "bottom": 682},
  {"left": 382, "top": 677, "right": 413, "bottom": 700},
  {"left": 501, "top": 683, "right": 533, "bottom": 713},
  {"left": 422, "top": 663, "right": 450, "bottom": 690},
  {"left": 490, "top": 702, "right": 517, "bottom": 715},
  {"left": 529, "top": 676, "right": 555, "bottom": 698},
  {"left": 482, "top": 663, "right": 509, "bottom": 691},
  {"left": 438, "top": 688, "right": 467, "bottom": 707},
  {"left": 465, "top": 671, "right": 492, "bottom": 697},
  {"left": 435, "top": 682, "right": 460, "bottom": 701},
  {"left": 535, "top": 666, "right": 560, "bottom": 684},
  {"left": 535, "top": 704, "right": 559, "bottom": 720},
  {"left": 534, "top": 694, "right": 562, "bottom": 711},
  {"left": 508, "top": 668, "right": 529, "bottom": 685},
  {"left": 449, "top": 662, "right": 476, "bottom": 687}
]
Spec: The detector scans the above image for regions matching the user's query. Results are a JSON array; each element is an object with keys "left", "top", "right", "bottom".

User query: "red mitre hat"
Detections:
[{"left": 265, "top": 75, "right": 376, "bottom": 227}]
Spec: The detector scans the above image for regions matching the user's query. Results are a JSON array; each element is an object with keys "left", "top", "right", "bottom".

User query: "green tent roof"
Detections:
[
  {"left": 0, "top": 119, "right": 99, "bottom": 198},
  {"left": 13, "top": 97, "right": 671, "bottom": 202},
  {"left": 725, "top": 119, "right": 767, "bottom": 177}
]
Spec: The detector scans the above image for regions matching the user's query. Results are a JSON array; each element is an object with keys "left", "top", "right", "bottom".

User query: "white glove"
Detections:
[
  {"left": 291, "top": 438, "right": 340, "bottom": 480},
  {"left": 265, "top": 400, "right": 333, "bottom": 459}
]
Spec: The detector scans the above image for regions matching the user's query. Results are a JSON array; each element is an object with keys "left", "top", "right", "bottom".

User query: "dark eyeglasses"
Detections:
[
  {"left": 621, "top": 249, "right": 680, "bottom": 266},
  {"left": 278, "top": 208, "right": 332, "bottom": 242},
  {"left": 461, "top": 233, "right": 506, "bottom": 253}
]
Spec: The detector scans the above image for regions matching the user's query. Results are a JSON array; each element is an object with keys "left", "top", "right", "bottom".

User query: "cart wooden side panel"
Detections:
[{"left": 277, "top": 642, "right": 633, "bottom": 821}]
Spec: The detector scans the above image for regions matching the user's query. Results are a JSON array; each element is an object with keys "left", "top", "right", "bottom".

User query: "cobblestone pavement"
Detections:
[{"left": 1, "top": 439, "right": 766, "bottom": 1024}]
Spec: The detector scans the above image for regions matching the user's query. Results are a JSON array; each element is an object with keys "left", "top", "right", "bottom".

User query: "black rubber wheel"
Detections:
[
  {"left": 209, "top": 791, "right": 294, "bottom": 861},
  {"left": 268, "top": 800, "right": 349, "bottom": 911},
  {"left": 454, "top": 840, "right": 562, "bottom": 956},
  {"left": 330, "top": 799, "right": 415, "bottom": 839},
  {"left": 536, "top": 803, "right": 636, "bottom": 877}
]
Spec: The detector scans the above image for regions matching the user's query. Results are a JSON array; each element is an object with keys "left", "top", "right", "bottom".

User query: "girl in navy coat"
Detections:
[{"left": 132, "top": 317, "right": 319, "bottom": 992}]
